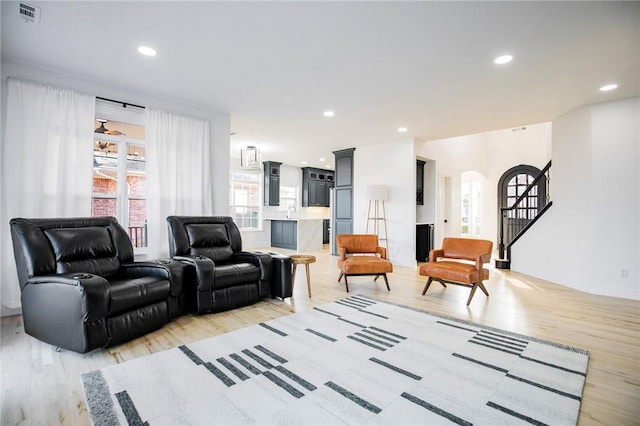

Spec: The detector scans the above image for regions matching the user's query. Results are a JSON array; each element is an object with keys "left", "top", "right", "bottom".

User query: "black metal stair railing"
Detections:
[{"left": 498, "top": 160, "right": 552, "bottom": 268}]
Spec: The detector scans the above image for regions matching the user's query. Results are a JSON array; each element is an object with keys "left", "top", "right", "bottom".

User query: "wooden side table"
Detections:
[{"left": 289, "top": 254, "right": 316, "bottom": 297}]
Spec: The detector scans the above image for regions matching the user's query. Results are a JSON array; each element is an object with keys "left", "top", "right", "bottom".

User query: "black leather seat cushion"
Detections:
[
  {"left": 108, "top": 276, "right": 171, "bottom": 316},
  {"left": 213, "top": 262, "right": 260, "bottom": 290}
]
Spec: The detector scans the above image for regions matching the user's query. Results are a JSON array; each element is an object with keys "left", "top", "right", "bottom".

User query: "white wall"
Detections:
[
  {"left": 512, "top": 97, "right": 640, "bottom": 300},
  {"left": 417, "top": 122, "right": 552, "bottom": 246},
  {"left": 354, "top": 139, "right": 416, "bottom": 267},
  {"left": 1, "top": 60, "right": 231, "bottom": 214}
]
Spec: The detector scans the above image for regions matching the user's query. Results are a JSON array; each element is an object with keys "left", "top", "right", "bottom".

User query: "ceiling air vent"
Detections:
[{"left": 19, "top": 3, "right": 41, "bottom": 25}]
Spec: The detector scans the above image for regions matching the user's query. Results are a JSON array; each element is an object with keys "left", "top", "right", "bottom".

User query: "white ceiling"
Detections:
[{"left": 2, "top": 1, "right": 638, "bottom": 169}]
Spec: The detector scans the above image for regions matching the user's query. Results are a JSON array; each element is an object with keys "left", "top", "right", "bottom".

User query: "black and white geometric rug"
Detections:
[{"left": 82, "top": 295, "right": 589, "bottom": 425}]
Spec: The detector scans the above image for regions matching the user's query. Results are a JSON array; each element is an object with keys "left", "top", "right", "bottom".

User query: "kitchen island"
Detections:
[{"left": 266, "top": 218, "right": 324, "bottom": 252}]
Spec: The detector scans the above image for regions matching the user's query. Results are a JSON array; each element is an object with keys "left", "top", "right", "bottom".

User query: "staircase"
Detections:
[{"left": 495, "top": 160, "right": 552, "bottom": 269}]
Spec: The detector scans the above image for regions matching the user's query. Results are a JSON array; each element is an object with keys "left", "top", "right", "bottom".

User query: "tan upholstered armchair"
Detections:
[
  {"left": 336, "top": 234, "right": 393, "bottom": 292},
  {"left": 419, "top": 237, "right": 493, "bottom": 305}
]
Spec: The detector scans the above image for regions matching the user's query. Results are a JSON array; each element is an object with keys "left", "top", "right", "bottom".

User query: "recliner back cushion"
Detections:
[
  {"left": 45, "top": 227, "right": 121, "bottom": 276},
  {"left": 185, "top": 224, "right": 233, "bottom": 261}
]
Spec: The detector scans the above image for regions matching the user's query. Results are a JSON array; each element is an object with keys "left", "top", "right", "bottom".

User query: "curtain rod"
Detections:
[{"left": 96, "top": 96, "right": 145, "bottom": 110}]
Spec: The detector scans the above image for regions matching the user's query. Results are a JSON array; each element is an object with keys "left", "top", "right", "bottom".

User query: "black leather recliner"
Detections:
[
  {"left": 167, "top": 216, "right": 272, "bottom": 314},
  {"left": 10, "top": 217, "right": 184, "bottom": 353}
]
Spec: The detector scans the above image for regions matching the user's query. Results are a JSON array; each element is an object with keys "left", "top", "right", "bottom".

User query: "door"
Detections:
[{"left": 437, "top": 175, "right": 451, "bottom": 244}]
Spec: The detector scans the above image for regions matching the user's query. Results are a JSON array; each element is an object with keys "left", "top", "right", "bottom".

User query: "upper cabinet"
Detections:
[
  {"left": 302, "top": 167, "right": 334, "bottom": 207},
  {"left": 263, "top": 161, "right": 282, "bottom": 206},
  {"left": 416, "top": 159, "right": 425, "bottom": 205}
]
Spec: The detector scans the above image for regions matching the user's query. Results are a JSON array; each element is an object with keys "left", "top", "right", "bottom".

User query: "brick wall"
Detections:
[{"left": 92, "top": 176, "right": 146, "bottom": 226}]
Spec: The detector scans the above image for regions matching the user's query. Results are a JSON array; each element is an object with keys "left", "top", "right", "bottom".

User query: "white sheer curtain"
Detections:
[
  {"left": 0, "top": 79, "right": 95, "bottom": 309},
  {"left": 145, "top": 108, "right": 212, "bottom": 258}
]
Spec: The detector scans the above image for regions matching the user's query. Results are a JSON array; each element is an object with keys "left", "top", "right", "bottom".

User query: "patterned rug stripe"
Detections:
[
  {"left": 506, "top": 374, "right": 582, "bottom": 401},
  {"left": 359, "top": 328, "right": 402, "bottom": 343},
  {"left": 480, "top": 330, "right": 530, "bottom": 344},
  {"left": 340, "top": 299, "right": 371, "bottom": 309},
  {"left": 338, "top": 317, "right": 367, "bottom": 328},
  {"left": 258, "top": 322, "right": 287, "bottom": 336},
  {"left": 401, "top": 392, "right": 472, "bottom": 426},
  {"left": 346, "top": 335, "right": 387, "bottom": 351},
  {"left": 325, "top": 381, "right": 382, "bottom": 414},
  {"left": 313, "top": 307, "right": 341, "bottom": 317},
  {"left": 353, "top": 332, "right": 394, "bottom": 347},
  {"left": 274, "top": 365, "right": 317, "bottom": 391},
  {"left": 305, "top": 328, "right": 337, "bottom": 342},
  {"left": 115, "top": 391, "right": 147, "bottom": 426},
  {"left": 519, "top": 355, "right": 587, "bottom": 376},
  {"left": 369, "top": 357, "right": 422, "bottom": 380},
  {"left": 178, "top": 345, "right": 204, "bottom": 365},
  {"left": 254, "top": 345, "right": 288, "bottom": 364},
  {"left": 367, "top": 326, "right": 407, "bottom": 340},
  {"left": 476, "top": 333, "right": 529, "bottom": 348},
  {"left": 216, "top": 357, "right": 250, "bottom": 381},
  {"left": 470, "top": 340, "right": 523, "bottom": 355},
  {"left": 350, "top": 295, "right": 376, "bottom": 305},
  {"left": 203, "top": 362, "right": 235, "bottom": 387},
  {"left": 229, "top": 353, "right": 262, "bottom": 375},
  {"left": 486, "top": 401, "right": 549, "bottom": 426},
  {"left": 471, "top": 335, "right": 527, "bottom": 352},
  {"left": 436, "top": 320, "right": 479, "bottom": 333},
  {"left": 241, "top": 349, "right": 276, "bottom": 369},
  {"left": 262, "top": 371, "right": 305, "bottom": 399},
  {"left": 452, "top": 353, "right": 510, "bottom": 373},
  {"left": 81, "top": 370, "right": 119, "bottom": 426}
]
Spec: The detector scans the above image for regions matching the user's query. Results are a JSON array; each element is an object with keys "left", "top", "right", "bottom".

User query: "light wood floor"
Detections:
[{"left": 1, "top": 246, "right": 639, "bottom": 425}]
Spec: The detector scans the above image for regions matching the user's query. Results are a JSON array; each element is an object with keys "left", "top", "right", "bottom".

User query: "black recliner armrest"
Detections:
[
  {"left": 172, "top": 255, "right": 215, "bottom": 293},
  {"left": 232, "top": 251, "right": 273, "bottom": 278},
  {"left": 25, "top": 273, "right": 110, "bottom": 321},
  {"left": 121, "top": 259, "right": 185, "bottom": 296}
]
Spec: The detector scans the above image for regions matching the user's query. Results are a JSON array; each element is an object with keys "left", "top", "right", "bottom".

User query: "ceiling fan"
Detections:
[
  {"left": 94, "top": 119, "right": 122, "bottom": 135},
  {"left": 96, "top": 141, "right": 112, "bottom": 151}
]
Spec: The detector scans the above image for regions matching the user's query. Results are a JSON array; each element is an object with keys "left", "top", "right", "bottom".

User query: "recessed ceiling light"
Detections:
[
  {"left": 599, "top": 83, "right": 618, "bottom": 92},
  {"left": 494, "top": 55, "right": 513, "bottom": 65},
  {"left": 301, "top": 161, "right": 308, "bottom": 165},
  {"left": 398, "top": 127, "right": 408, "bottom": 132},
  {"left": 319, "top": 158, "right": 325, "bottom": 162},
  {"left": 138, "top": 46, "right": 157, "bottom": 56},
  {"left": 323, "top": 111, "right": 335, "bottom": 117}
]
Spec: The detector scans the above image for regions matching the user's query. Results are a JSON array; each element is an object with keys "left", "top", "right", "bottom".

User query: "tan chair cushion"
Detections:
[
  {"left": 340, "top": 256, "right": 393, "bottom": 275},
  {"left": 419, "top": 261, "right": 488, "bottom": 284}
]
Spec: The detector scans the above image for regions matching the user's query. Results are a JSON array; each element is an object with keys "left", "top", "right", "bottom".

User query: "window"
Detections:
[
  {"left": 279, "top": 185, "right": 298, "bottom": 211},
  {"left": 92, "top": 110, "right": 147, "bottom": 250},
  {"left": 229, "top": 171, "right": 261, "bottom": 230}
]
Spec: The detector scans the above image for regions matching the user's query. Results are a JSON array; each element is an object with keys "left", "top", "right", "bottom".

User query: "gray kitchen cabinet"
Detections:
[{"left": 271, "top": 220, "right": 297, "bottom": 250}]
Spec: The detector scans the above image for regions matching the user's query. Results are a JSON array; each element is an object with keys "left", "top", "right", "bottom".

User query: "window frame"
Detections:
[
  {"left": 229, "top": 169, "right": 263, "bottom": 231},
  {"left": 92, "top": 110, "right": 147, "bottom": 254}
]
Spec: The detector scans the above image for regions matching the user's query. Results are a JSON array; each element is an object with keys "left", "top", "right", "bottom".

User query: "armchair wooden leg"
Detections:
[
  {"left": 382, "top": 274, "right": 390, "bottom": 291},
  {"left": 344, "top": 275, "right": 349, "bottom": 293},
  {"left": 373, "top": 274, "right": 380, "bottom": 282},
  {"left": 422, "top": 277, "right": 434, "bottom": 295},
  {"left": 467, "top": 283, "right": 479, "bottom": 306},
  {"left": 337, "top": 271, "right": 344, "bottom": 282},
  {"left": 478, "top": 282, "right": 489, "bottom": 297}
]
